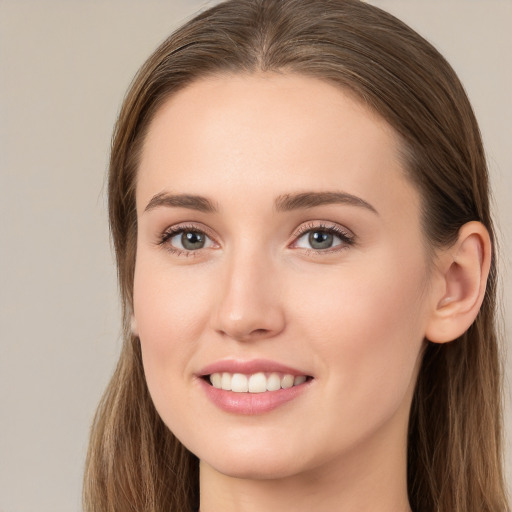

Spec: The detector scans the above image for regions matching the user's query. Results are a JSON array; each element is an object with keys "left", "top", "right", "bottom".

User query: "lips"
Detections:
[
  {"left": 197, "top": 359, "right": 313, "bottom": 414},
  {"left": 200, "top": 358, "right": 308, "bottom": 375}
]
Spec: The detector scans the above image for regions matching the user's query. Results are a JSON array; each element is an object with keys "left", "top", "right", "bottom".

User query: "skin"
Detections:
[{"left": 132, "top": 72, "right": 450, "bottom": 512}]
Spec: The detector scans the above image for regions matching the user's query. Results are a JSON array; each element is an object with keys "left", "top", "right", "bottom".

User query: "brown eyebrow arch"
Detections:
[
  {"left": 274, "top": 191, "right": 378, "bottom": 214},
  {"left": 144, "top": 192, "right": 218, "bottom": 213}
]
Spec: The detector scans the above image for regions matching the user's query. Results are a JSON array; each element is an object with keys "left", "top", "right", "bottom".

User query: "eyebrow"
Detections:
[
  {"left": 143, "top": 190, "right": 378, "bottom": 215},
  {"left": 144, "top": 192, "right": 218, "bottom": 213},
  {"left": 274, "top": 191, "right": 378, "bottom": 215}
]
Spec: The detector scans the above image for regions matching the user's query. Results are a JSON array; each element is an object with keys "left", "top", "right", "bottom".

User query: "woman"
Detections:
[{"left": 83, "top": 0, "right": 510, "bottom": 511}]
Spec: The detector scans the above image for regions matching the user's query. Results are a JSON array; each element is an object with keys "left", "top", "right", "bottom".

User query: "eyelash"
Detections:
[
  {"left": 158, "top": 223, "right": 216, "bottom": 257},
  {"left": 292, "top": 222, "right": 355, "bottom": 254},
  {"left": 157, "top": 221, "right": 355, "bottom": 257}
]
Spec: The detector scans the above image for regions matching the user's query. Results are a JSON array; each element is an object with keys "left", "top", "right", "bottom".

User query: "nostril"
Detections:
[{"left": 251, "top": 328, "right": 269, "bottom": 336}]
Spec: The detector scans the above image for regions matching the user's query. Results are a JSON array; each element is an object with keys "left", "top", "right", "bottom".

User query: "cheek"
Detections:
[
  {"left": 133, "top": 257, "right": 210, "bottom": 348},
  {"left": 132, "top": 259, "right": 217, "bottom": 439},
  {"left": 132, "top": 256, "right": 214, "bottom": 409},
  {"left": 293, "top": 251, "right": 428, "bottom": 415}
]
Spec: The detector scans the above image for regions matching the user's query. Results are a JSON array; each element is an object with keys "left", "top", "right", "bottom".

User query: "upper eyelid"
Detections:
[
  {"left": 289, "top": 222, "right": 356, "bottom": 254},
  {"left": 163, "top": 222, "right": 217, "bottom": 239},
  {"left": 158, "top": 223, "right": 219, "bottom": 252},
  {"left": 291, "top": 221, "right": 354, "bottom": 239}
]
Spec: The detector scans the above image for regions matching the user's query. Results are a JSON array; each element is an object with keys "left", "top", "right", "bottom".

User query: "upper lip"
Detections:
[{"left": 198, "top": 358, "right": 311, "bottom": 377}]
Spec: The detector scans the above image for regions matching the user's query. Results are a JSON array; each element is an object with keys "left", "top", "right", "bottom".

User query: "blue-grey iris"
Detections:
[
  {"left": 309, "top": 231, "right": 333, "bottom": 249},
  {"left": 182, "top": 231, "right": 205, "bottom": 250}
]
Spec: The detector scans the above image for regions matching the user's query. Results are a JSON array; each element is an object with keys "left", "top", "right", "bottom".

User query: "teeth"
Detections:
[
  {"left": 221, "top": 372, "right": 232, "bottom": 391},
  {"left": 231, "top": 373, "right": 248, "bottom": 392},
  {"left": 210, "top": 372, "right": 222, "bottom": 388},
  {"left": 209, "top": 372, "right": 308, "bottom": 393},
  {"left": 294, "top": 375, "right": 307, "bottom": 386},
  {"left": 248, "top": 372, "right": 267, "bottom": 393},
  {"left": 281, "top": 374, "right": 294, "bottom": 389},
  {"left": 266, "top": 372, "right": 281, "bottom": 391}
]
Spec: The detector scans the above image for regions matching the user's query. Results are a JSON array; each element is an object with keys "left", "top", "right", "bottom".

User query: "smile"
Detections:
[
  {"left": 209, "top": 372, "right": 308, "bottom": 393},
  {"left": 198, "top": 359, "right": 313, "bottom": 414}
]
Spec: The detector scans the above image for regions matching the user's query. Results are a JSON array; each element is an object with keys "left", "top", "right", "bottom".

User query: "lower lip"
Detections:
[{"left": 198, "top": 378, "right": 311, "bottom": 415}]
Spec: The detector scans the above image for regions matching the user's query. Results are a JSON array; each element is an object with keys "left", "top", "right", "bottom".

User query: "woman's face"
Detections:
[{"left": 133, "top": 73, "right": 434, "bottom": 480}]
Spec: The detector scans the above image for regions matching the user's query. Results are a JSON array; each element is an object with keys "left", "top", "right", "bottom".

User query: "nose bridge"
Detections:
[{"left": 213, "top": 240, "right": 285, "bottom": 341}]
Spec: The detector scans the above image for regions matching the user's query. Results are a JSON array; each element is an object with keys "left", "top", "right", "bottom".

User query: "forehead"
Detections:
[{"left": 137, "top": 72, "right": 418, "bottom": 221}]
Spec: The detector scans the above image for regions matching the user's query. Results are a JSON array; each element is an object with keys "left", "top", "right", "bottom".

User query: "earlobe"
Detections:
[{"left": 425, "top": 221, "right": 491, "bottom": 344}]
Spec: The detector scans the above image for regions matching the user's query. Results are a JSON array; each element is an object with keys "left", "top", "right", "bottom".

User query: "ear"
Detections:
[
  {"left": 130, "top": 314, "right": 139, "bottom": 337},
  {"left": 425, "top": 221, "right": 492, "bottom": 344}
]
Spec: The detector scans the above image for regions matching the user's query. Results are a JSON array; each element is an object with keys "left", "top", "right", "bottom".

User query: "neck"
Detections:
[{"left": 198, "top": 411, "right": 412, "bottom": 512}]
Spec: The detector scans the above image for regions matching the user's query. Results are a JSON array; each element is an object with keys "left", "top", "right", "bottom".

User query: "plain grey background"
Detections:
[{"left": 0, "top": 1, "right": 510, "bottom": 510}]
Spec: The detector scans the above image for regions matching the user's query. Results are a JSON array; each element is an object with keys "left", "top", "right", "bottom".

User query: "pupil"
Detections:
[
  {"left": 182, "top": 231, "right": 205, "bottom": 250},
  {"left": 309, "top": 231, "right": 333, "bottom": 249}
]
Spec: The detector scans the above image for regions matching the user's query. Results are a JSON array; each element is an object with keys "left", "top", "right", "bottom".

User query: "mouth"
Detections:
[
  {"left": 203, "top": 372, "right": 313, "bottom": 393},
  {"left": 198, "top": 360, "right": 313, "bottom": 414}
]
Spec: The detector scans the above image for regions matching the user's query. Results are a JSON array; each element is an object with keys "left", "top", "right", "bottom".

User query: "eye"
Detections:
[
  {"left": 159, "top": 225, "right": 217, "bottom": 254},
  {"left": 292, "top": 223, "right": 355, "bottom": 252}
]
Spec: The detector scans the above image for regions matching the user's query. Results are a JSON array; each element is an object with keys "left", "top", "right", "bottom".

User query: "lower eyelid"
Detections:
[
  {"left": 292, "top": 239, "right": 351, "bottom": 253},
  {"left": 156, "top": 223, "right": 224, "bottom": 258},
  {"left": 167, "top": 231, "right": 215, "bottom": 248}
]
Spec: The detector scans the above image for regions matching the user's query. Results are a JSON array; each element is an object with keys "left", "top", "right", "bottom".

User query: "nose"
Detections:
[{"left": 211, "top": 249, "right": 286, "bottom": 342}]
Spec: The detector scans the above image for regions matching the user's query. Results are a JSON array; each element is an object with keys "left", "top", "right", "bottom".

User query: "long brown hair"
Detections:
[{"left": 83, "top": 1, "right": 509, "bottom": 510}]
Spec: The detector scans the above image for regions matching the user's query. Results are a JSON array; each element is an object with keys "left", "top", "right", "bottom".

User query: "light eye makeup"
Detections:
[
  {"left": 157, "top": 223, "right": 218, "bottom": 257},
  {"left": 156, "top": 221, "right": 355, "bottom": 257},
  {"left": 290, "top": 222, "right": 355, "bottom": 254}
]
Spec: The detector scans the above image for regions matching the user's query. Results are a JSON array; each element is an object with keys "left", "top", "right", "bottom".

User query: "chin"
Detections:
[
  {"left": 195, "top": 436, "right": 309, "bottom": 481},
  {"left": 205, "top": 456, "right": 300, "bottom": 481}
]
